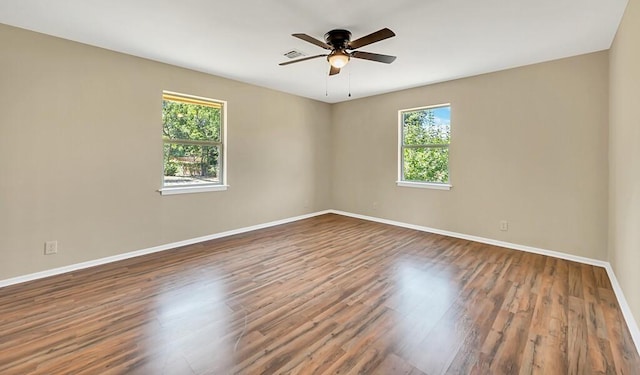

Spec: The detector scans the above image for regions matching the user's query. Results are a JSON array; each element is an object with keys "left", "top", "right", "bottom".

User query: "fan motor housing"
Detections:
[{"left": 325, "top": 29, "right": 352, "bottom": 49}]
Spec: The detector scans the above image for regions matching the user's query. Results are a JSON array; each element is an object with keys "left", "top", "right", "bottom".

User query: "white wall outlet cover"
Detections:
[{"left": 44, "top": 241, "right": 58, "bottom": 255}]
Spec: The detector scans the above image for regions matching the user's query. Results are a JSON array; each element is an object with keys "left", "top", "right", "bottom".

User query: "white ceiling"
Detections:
[{"left": 0, "top": 0, "right": 628, "bottom": 103}]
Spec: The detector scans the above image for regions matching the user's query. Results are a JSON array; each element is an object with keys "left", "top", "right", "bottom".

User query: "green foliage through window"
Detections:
[
  {"left": 162, "top": 92, "right": 223, "bottom": 187},
  {"left": 400, "top": 105, "right": 451, "bottom": 184}
]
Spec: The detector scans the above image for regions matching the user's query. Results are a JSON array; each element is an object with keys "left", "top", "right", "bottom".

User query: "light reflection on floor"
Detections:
[
  {"left": 392, "top": 260, "right": 465, "bottom": 372},
  {"left": 150, "top": 272, "right": 235, "bottom": 373}
]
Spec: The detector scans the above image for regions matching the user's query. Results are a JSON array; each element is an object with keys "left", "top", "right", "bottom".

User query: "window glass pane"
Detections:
[
  {"left": 403, "top": 147, "right": 449, "bottom": 183},
  {"left": 162, "top": 99, "right": 221, "bottom": 142},
  {"left": 164, "top": 143, "right": 220, "bottom": 186},
  {"left": 403, "top": 106, "right": 450, "bottom": 145}
]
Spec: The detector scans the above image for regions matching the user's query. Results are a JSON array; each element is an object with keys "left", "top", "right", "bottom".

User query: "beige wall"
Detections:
[
  {"left": 0, "top": 24, "right": 332, "bottom": 279},
  {"left": 331, "top": 52, "right": 609, "bottom": 260},
  {"left": 610, "top": 0, "right": 640, "bottom": 327}
]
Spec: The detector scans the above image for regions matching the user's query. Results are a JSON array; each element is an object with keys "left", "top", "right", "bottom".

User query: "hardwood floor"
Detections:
[{"left": 0, "top": 214, "right": 638, "bottom": 374}]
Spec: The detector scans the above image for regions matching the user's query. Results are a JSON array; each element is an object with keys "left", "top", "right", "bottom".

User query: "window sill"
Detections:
[
  {"left": 159, "top": 185, "right": 229, "bottom": 195},
  {"left": 396, "top": 181, "right": 452, "bottom": 190}
]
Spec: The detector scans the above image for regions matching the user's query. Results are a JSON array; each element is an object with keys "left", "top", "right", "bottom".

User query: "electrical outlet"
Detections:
[
  {"left": 44, "top": 240, "right": 58, "bottom": 255},
  {"left": 499, "top": 220, "right": 508, "bottom": 231}
]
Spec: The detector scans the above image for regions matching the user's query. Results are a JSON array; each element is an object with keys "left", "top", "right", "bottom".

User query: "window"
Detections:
[
  {"left": 398, "top": 104, "right": 451, "bottom": 189},
  {"left": 160, "top": 91, "right": 227, "bottom": 195}
]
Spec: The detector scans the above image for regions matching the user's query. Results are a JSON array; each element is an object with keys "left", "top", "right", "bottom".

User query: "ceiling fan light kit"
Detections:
[
  {"left": 328, "top": 50, "right": 350, "bottom": 68},
  {"left": 280, "top": 28, "right": 396, "bottom": 76}
]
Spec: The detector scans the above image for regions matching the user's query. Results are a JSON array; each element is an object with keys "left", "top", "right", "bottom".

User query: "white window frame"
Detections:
[
  {"left": 397, "top": 103, "right": 452, "bottom": 190},
  {"left": 159, "top": 91, "right": 228, "bottom": 195}
]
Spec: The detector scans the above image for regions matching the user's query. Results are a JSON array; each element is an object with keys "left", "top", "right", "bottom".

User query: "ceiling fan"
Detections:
[{"left": 279, "top": 28, "right": 397, "bottom": 76}]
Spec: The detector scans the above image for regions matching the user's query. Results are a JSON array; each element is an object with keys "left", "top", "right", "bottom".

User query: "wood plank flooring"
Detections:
[{"left": 0, "top": 214, "right": 638, "bottom": 374}]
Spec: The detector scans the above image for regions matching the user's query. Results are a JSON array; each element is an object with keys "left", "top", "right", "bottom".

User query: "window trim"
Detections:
[
  {"left": 159, "top": 91, "right": 228, "bottom": 195},
  {"left": 397, "top": 103, "right": 452, "bottom": 190},
  {"left": 396, "top": 181, "right": 452, "bottom": 190},
  {"left": 159, "top": 184, "right": 229, "bottom": 195}
]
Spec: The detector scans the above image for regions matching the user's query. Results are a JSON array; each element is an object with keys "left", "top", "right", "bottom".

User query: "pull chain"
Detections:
[
  {"left": 348, "top": 70, "right": 351, "bottom": 98},
  {"left": 325, "top": 73, "right": 328, "bottom": 97}
]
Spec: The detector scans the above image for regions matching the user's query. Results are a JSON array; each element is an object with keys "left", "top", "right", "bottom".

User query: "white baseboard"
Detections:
[
  {"left": 0, "top": 210, "right": 332, "bottom": 289},
  {"left": 328, "top": 209, "right": 640, "bottom": 354},
  {"left": 1, "top": 208, "right": 638, "bottom": 355},
  {"left": 603, "top": 263, "right": 640, "bottom": 355},
  {"left": 328, "top": 210, "right": 608, "bottom": 266}
]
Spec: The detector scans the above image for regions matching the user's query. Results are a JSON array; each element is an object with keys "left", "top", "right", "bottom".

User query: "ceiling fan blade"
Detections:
[
  {"left": 279, "top": 54, "right": 328, "bottom": 66},
  {"left": 348, "top": 28, "right": 395, "bottom": 50},
  {"left": 329, "top": 65, "right": 341, "bottom": 76},
  {"left": 351, "top": 51, "right": 396, "bottom": 64},
  {"left": 292, "top": 33, "right": 331, "bottom": 49}
]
